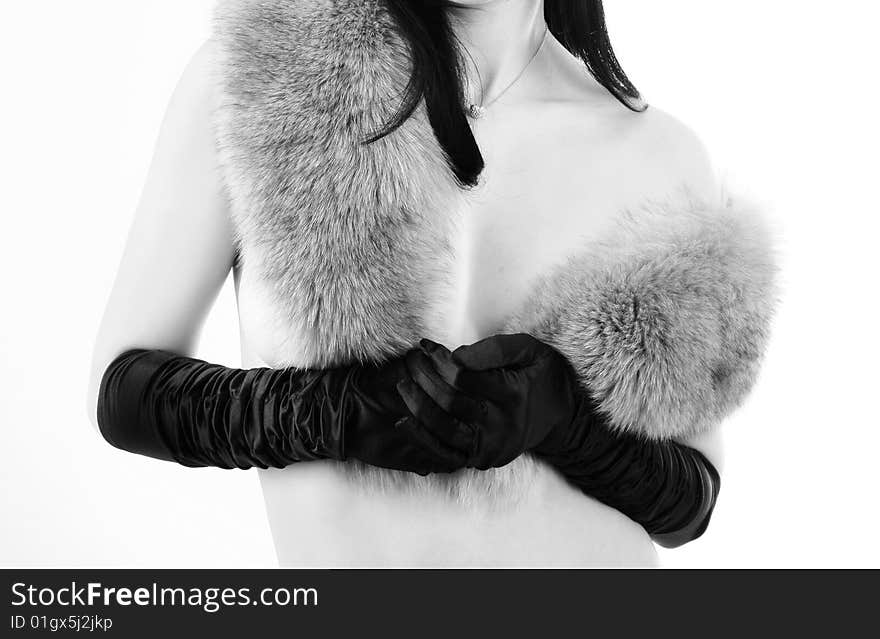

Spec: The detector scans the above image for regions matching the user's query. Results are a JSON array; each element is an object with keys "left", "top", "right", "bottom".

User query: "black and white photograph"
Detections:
[{"left": 2, "top": 0, "right": 878, "bottom": 611}]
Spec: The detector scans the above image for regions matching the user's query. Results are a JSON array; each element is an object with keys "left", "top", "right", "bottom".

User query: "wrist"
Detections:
[{"left": 533, "top": 389, "right": 597, "bottom": 460}]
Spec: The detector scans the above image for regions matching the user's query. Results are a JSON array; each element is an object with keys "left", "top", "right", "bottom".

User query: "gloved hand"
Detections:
[
  {"left": 343, "top": 354, "right": 474, "bottom": 474},
  {"left": 397, "top": 334, "right": 583, "bottom": 469}
]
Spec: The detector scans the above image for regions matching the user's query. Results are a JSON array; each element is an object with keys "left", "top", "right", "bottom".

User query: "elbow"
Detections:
[
  {"left": 88, "top": 349, "right": 127, "bottom": 446},
  {"left": 86, "top": 362, "right": 104, "bottom": 435},
  {"left": 651, "top": 509, "right": 715, "bottom": 549},
  {"left": 651, "top": 455, "right": 721, "bottom": 549},
  {"left": 88, "top": 349, "right": 120, "bottom": 441}
]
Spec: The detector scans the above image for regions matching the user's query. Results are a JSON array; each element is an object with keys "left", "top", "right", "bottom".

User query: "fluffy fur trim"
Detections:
[
  {"left": 213, "top": 0, "right": 464, "bottom": 368},
  {"left": 506, "top": 192, "right": 779, "bottom": 440}
]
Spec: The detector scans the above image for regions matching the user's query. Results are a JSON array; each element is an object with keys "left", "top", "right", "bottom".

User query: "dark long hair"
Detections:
[{"left": 371, "top": 0, "right": 647, "bottom": 187}]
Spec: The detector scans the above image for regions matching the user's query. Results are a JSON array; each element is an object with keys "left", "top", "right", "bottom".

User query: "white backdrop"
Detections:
[{"left": 1, "top": 1, "right": 877, "bottom": 568}]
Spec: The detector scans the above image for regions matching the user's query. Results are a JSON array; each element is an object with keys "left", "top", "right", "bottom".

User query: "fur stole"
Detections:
[{"left": 212, "top": 0, "right": 778, "bottom": 476}]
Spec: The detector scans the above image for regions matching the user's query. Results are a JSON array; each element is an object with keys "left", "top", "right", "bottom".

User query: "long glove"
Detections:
[
  {"left": 400, "top": 334, "right": 720, "bottom": 548},
  {"left": 97, "top": 348, "right": 471, "bottom": 474}
]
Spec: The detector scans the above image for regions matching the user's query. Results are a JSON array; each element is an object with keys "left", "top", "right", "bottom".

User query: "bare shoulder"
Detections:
[
  {"left": 543, "top": 37, "right": 718, "bottom": 203},
  {"left": 171, "top": 39, "right": 219, "bottom": 111},
  {"left": 610, "top": 104, "right": 720, "bottom": 203}
]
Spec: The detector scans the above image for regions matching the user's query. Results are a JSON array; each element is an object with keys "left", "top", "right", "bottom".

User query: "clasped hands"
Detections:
[{"left": 349, "top": 333, "right": 590, "bottom": 475}]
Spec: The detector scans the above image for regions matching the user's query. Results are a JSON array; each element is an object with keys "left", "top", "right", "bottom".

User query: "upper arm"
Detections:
[
  {"left": 633, "top": 108, "right": 726, "bottom": 470},
  {"left": 87, "top": 40, "right": 235, "bottom": 427}
]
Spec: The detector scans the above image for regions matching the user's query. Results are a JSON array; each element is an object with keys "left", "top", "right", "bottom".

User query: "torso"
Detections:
[{"left": 233, "top": 39, "right": 697, "bottom": 567}]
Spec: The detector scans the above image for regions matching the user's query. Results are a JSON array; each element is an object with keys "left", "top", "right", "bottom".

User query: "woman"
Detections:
[{"left": 88, "top": 0, "right": 776, "bottom": 566}]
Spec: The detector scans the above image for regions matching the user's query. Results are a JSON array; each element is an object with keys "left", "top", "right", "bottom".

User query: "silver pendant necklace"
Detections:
[{"left": 467, "top": 27, "right": 550, "bottom": 120}]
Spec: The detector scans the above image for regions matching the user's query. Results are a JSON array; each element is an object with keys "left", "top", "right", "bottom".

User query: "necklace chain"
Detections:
[{"left": 467, "top": 27, "right": 550, "bottom": 120}]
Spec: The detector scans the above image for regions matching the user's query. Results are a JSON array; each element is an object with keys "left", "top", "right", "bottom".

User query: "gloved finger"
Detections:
[
  {"left": 420, "top": 343, "right": 522, "bottom": 403},
  {"left": 419, "top": 339, "right": 464, "bottom": 385},
  {"left": 406, "top": 349, "right": 486, "bottom": 426},
  {"left": 419, "top": 338, "right": 454, "bottom": 360},
  {"left": 396, "top": 378, "right": 476, "bottom": 455},
  {"left": 394, "top": 416, "right": 469, "bottom": 474},
  {"left": 449, "top": 333, "right": 548, "bottom": 371}
]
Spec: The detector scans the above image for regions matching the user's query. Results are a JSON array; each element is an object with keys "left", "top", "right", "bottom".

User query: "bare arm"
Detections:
[
  {"left": 87, "top": 41, "right": 236, "bottom": 430},
  {"left": 641, "top": 106, "right": 727, "bottom": 473}
]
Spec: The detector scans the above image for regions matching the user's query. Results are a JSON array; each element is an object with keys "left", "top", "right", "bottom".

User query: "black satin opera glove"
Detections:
[
  {"left": 96, "top": 349, "right": 471, "bottom": 474},
  {"left": 401, "top": 334, "right": 721, "bottom": 548}
]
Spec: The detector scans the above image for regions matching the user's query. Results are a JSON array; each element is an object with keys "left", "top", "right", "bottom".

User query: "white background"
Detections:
[{"left": 1, "top": 1, "right": 878, "bottom": 567}]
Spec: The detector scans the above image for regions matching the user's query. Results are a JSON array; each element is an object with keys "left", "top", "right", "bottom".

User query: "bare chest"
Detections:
[{"left": 446, "top": 106, "right": 651, "bottom": 342}]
